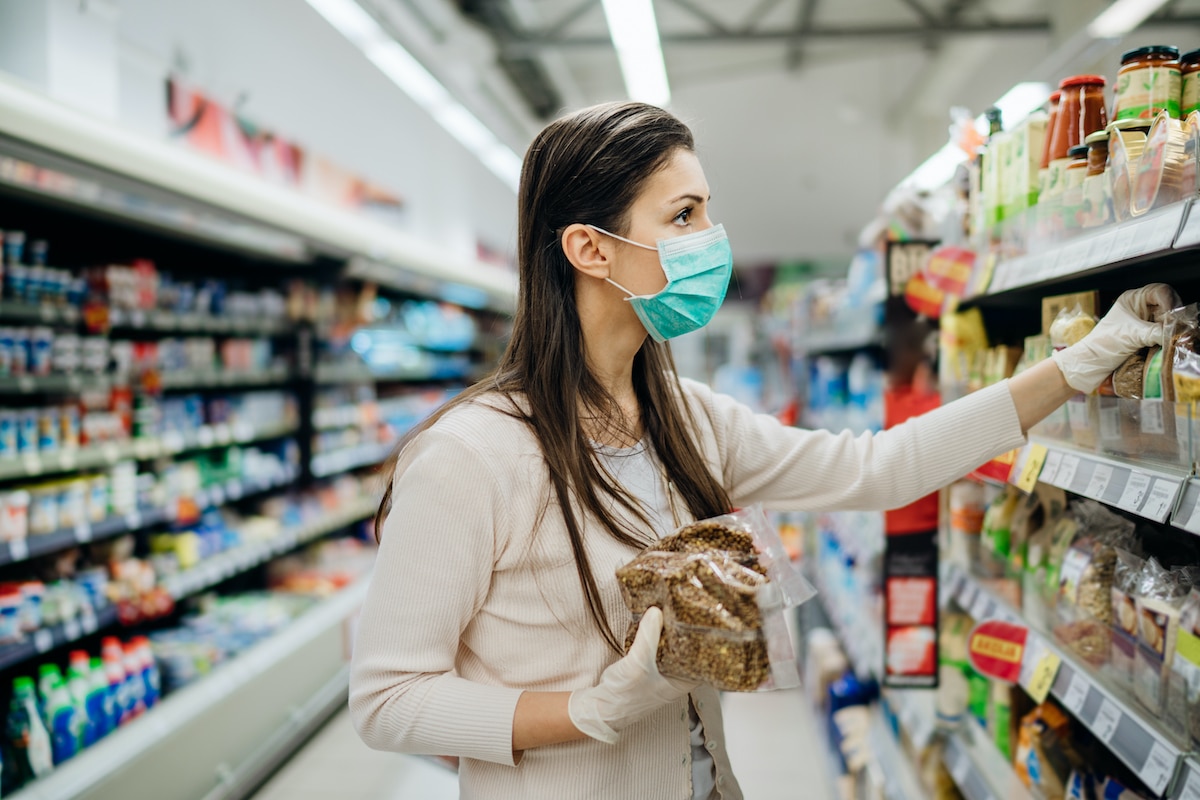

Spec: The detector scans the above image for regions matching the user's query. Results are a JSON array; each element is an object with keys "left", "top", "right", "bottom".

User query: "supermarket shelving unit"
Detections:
[{"left": 0, "top": 75, "right": 512, "bottom": 799}]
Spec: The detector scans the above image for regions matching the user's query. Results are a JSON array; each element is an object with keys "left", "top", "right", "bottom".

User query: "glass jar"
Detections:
[
  {"left": 1046, "top": 76, "right": 1107, "bottom": 196},
  {"left": 1039, "top": 91, "right": 1062, "bottom": 178},
  {"left": 1084, "top": 130, "right": 1109, "bottom": 177},
  {"left": 1182, "top": 49, "right": 1200, "bottom": 116},
  {"left": 1115, "top": 46, "right": 1181, "bottom": 120}
]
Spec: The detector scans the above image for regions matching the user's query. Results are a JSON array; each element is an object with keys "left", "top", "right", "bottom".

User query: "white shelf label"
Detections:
[
  {"left": 1094, "top": 699, "right": 1121, "bottom": 742},
  {"left": 74, "top": 522, "right": 91, "bottom": 543},
  {"left": 1141, "top": 741, "right": 1175, "bottom": 794},
  {"left": 79, "top": 610, "right": 97, "bottom": 635},
  {"left": 1180, "top": 766, "right": 1200, "bottom": 800},
  {"left": 210, "top": 486, "right": 225, "bottom": 507},
  {"left": 1100, "top": 406, "right": 1122, "bottom": 440},
  {"left": 1144, "top": 480, "right": 1177, "bottom": 520},
  {"left": 1143, "top": 400, "right": 1166, "bottom": 434},
  {"left": 972, "top": 591, "right": 992, "bottom": 621},
  {"left": 1118, "top": 473, "right": 1153, "bottom": 513},
  {"left": 124, "top": 511, "right": 142, "bottom": 530},
  {"left": 949, "top": 746, "right": 970, "bottom": 785},
  {"left": 197, "top": 427, "right": 215, "bottom": 448},
  {"left": 163, "top": 432, "right": 185, "bottom": 453},
  {"left": 21, "top": 454, "right": 41, "bottom": 476},
  {"left": 1086, "top": 464, "right": 1114, "bottom": 499},
  {"left": 33, "top": 629, "right": 52, "bottom": 653},
  {"left": 234, "top": 422, "right": 254, "bottom": 442},
  {"left": 103, "top": 443, "right": 120, "bottom": 463},
  {"left": 1063, "top": 670, "right": 1089, "bottom": 713},
  {"left": 61, "top": 619, "right": 80, "bottom": 641},
  {"left": 58, "top": 451, "right": 76, "bottom": 471},
  {"left": 1040, "top": 450, "right": 1063, "bottom": 484},
  {"left": 7, "top": 538, "right": 28, "bottom": 563},
  {"left": 1055, "top": 454, "right": 1081, "bottom": 488}
]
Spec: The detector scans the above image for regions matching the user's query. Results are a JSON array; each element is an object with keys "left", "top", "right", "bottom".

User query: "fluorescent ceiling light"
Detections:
[
  {"left": 898, "top": 142, "right": 967, "bottom": 193},
  {"left": 1087, "top": 0, "right": 1171, "bottom": 38},
  {"left": 601, "top": 0, "right": 671, "bottom": 106},
  {"left": 974, "top": 82, "right": 1052, "bottom": 137},
  {"left": 305, "top": 0, "right": 521, "bottom": 191}
]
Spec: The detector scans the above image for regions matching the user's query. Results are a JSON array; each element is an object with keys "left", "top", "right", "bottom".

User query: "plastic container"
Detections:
[
  {"left": 1109, "top": 119, "right": 1155, "bottom": 221},
  {"left": 7, "top": 676, "right": 54, "bottom": 783},
  {"left": 1116, "top": 46, "right": 1182, "bottom": 120},
  {"left": 18, "top": 582, "right": 43, "bottom": 633},
  {"left": 0, "top": 590, "right": 23, "bottom": 642},
  {"left": 0, "top": 490, "right": 29, "bottom": 543}
]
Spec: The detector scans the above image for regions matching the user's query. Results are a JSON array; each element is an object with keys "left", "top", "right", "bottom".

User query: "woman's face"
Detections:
[{"left": 608, "top": 148, "right": 714, "bottom": 297}]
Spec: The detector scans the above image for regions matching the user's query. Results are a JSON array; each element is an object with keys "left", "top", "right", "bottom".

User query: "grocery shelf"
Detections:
[
  {"left": 310, "top": 442, "right": 395, "bottom": 478},
  {"left": 0, "top": 421, "right": 299, "bottom": 483},
  {"left": 864, "top": 705, "right": 926, "bottom": 800},
  {"left": 1015, "top": 439, "right": 1188, "bottom": 525},
  {"left": 943, "top": 717, "right": 1033, "bottom": 800},
  {"left": 108, "top": 307, "right": 291, "bottom": 336},
  {"left": 312, "top": 360, "right": 454, "bottom": 386},
  {"left": 1169, "top": 480, "right": 1200, "bottom": 537},
  {"left": 809, "top": 570, "right": 878, "bottom": 681},
  {"left": 0, "top": 604, "right": 118, "bottom": 672},
  {"left": 798, "top": 327, "right": 884, "bottom": 357},
  {"left": 158, "top": 363, "right": 291, "bottom": 391},
  {"left": 885, "top": 689, "right": 936, "bottom": 752},
  {"left": 1172, "top": 758, "right": 1200, "bottom": 800},
  {"left": 160, "top": 497, "right": 377, "bottom": 600},
  {"left": 0, "top": 301, "right": 81, "bottom": 326},
  {"left": 0, "top": 372, "right": 112, "bottom": 395},
  {"left": 946, "top": 565, "right": 1186, "bottom": 796},
  {"left": 6, "top": 574, "right": 371, "bottom": 800},
  {"left": 0, "top": 467, "right": 298, "bottom": 568},
  {"left": 974, "top": 200, "right": 1191, "bottom": 299}
]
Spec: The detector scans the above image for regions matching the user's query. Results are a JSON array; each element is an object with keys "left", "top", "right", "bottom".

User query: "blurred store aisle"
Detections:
[{"left": 252, "top": 687, "right": 826, "bottom": 799}]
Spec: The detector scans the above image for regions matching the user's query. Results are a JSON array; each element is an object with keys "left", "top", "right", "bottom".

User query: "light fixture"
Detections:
[
  {"left": 897, "top": 143, "right": 967, "bottom": 193},
  {"left": 600, "top": 0, "right": 671, "bottom": 106},
  {"left": 305, "top": 0, "right": 522, "bottom": 191},
  {"left": 1087, "top": 0, "right": 1172, "bottom": 39}
]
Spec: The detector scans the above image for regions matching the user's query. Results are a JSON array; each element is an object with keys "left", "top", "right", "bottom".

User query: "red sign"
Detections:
[
  {"left": 970, "top": 449, "right": 1017, "bottom": 484},
  {"left": 926, "top": 245, "right": 977, "bottom": 298},
  {"left": 904, "top": 272, "right": 946, "bottom": 319},
  {"left": 967, "top": 619, "right": 1029, "bottom": 683}
]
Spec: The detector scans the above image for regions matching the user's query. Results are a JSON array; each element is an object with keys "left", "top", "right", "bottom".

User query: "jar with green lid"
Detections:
[
  {"left": 1116, "top": 46, "right": 1181, "bottom": 120},
  {"left": 1183, "top": 49, "right": 1200, "bottom": 115}
]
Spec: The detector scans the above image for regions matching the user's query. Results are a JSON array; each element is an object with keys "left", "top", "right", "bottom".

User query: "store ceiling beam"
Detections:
[
  {"left": 739, "top": 0, "right": 787, "bottom": 33},
  {"left": 498, "top": 18, "right": 1052, "bottom": 53},
  {"left": 785, "top": 0, "right": 821, "bottom": 70},
  {"left": 664, "top": 0, "right": 731, "bottom": 34},
  {"left": 895, "top": 0, "right": 939, "bottom": 26},
  {"left": 541, "top": 0, "right": 603, "bottom": 39}
]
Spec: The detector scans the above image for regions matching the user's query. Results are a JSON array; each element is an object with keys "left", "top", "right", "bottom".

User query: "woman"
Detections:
[{"left": 349, "top": 102, "right": 1161, "bottom": 799}]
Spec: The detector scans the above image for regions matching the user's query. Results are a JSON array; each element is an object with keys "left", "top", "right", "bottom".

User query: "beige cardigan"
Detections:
[{"left": 349, "top": 378, "right": 1025, "bottom": 799}]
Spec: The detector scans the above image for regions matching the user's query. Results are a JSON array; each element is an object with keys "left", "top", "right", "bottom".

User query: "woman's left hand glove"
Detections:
[{"left": 1052, "top": 285, "right": 1175, "bottom": 393}]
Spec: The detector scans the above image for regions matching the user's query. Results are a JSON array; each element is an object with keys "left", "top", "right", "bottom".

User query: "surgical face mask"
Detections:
[{"left": 587, "top": 223, "right": 733, "bottom": 342}]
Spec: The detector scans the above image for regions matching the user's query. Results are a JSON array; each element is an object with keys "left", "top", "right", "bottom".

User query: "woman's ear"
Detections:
[{"left": 561, "top": 224, "right": 612, "bottom": 280}]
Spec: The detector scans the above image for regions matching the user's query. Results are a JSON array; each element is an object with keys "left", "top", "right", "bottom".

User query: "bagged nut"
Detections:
[{"left": 616, "top": 505, "right": 815, "bottom": 692}]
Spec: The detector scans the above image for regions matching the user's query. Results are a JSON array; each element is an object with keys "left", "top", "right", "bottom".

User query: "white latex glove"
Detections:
[
  {"left": 568, "top": 607, "right": 698, "bottom": 744},
  {"left": 1052, "top": 286, "right": 1173, "bottom": 393}
]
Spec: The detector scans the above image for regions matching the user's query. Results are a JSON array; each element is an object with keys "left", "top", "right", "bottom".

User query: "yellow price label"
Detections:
[
  {"left": 1015, "top": 444, "right": 1049, "bottom": 493},
  {"left": 1026, "top": 651, "right": 1062, "bottom": 704}
]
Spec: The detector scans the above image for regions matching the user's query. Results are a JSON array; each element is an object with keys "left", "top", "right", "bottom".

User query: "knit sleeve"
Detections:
[
  {"left": 690, "top": 380, "right": 1026, "bottom": 512},
  {"left": 348, "top": 426, "right": 523, "bottom": 766}
]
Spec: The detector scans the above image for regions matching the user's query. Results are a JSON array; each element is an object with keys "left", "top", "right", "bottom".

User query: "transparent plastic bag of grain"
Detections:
[{"left": 616, "top": 504, "right": 816, "bottom": 692}]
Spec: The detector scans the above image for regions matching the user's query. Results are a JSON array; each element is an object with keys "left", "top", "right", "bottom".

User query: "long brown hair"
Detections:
[{"left": 376, "top": 102, "right": 733, "bottom": 652}]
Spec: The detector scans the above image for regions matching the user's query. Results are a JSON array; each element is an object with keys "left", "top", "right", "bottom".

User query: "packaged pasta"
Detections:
[
  {"left": 616, "top": 505, "right": 815, "bottom": 692},
  {"left": 1110, "top": 549, "right": 1145, "bottom": 683}
]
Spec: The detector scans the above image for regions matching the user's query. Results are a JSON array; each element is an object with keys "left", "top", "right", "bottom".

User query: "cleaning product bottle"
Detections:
[
  {"left": 133, "top": 637, "right": 160, "bottom": 709},
  {"left": 65, "top": 651, "right": 96, "bottom": 749},
  {"left": 7, "top": 677, "right": 52, "bottom": 783},
  {"left": 120, "top": 642, "right": 146, "bottom": 720},
  {"left": 88, "top": 657, "right": 113, "bottom": 740},
  {"left": 101, "top": 638, "right": 129, "bottom": 726},
  {"left": 36, "top": 666, "right": 76, "bottom": 765}
]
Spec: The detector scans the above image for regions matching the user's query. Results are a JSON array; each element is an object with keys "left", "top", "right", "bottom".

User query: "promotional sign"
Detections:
[
  {"left": 970, "top": 448, "right": 1018, "bottom": 485},
  {"left": 967, "top": 619, "right": 1029, "bottom": 684},
  {"left": 886, "top": 240, "right": 938, "bottom": 297},
  {"left": 925, "top": 245, "right": 977, "bottom": 300},
  {"left": 883, "top": 530, "right": 939, "bottom": 688}
]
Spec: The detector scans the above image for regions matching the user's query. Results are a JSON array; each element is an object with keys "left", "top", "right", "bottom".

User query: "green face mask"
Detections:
[{"left": 587, "top": 223, "right": 733, "bottom": 343}]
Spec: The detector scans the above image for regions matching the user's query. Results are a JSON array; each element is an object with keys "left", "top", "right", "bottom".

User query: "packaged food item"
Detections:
[
  {"left": 987, "top": 680, "right": 1015, "bottom": 761},
  {"left": 948, "top": 481, "right": 986, "bottom": 568},
  {"left": 1015, "top": 703, "right": 1084, "bottom": 800},
  {"left": 1184, "top": 48, "right": 1200, "bottom": 116},
  {"left": 0, "top": 491, "right": 28, "bottom": 543},
  {"left": 1052, "top": 306, "right": 1100, "bottom": 445},
  {"left": 937, "top": 613, "right": 971, "bottom": 727},
  {"left": 1132, "top": 111, "right": 1190, "bottom": 215},
  {"left": 1170, "top": 588, "right": 1200, "bottom": 745},
  {"left": 1115, "top": 46, "right": 1182, "bottom": 121},
  {"left": 615, "top": 505, "right": 815, "bottom": 692},
  {"left": 1111, "top": 549, "right": 1145, "bottom": 683},
  {"left": 981, "top": 487, "right": 1022, "bottom": 571},
  {"left": 1133, "top": 558, "right": 1190, "bottom": 711}
]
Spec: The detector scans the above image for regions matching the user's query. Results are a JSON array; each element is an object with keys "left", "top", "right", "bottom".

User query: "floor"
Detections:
[{"left": 251, "top": 687, "right": 831, "bottom": 799}]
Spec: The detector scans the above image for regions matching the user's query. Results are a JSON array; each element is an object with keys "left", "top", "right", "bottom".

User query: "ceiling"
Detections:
[{"left": 367, "top": 0, "right": 1200, "bottom": 263}]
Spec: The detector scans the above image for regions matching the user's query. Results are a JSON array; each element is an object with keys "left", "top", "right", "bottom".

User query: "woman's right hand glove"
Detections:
[
  {"left": 1052, "top": 284, "right": 1177, "bottom": 393},
  {"left": 568, "top": 607, "right": 698, "bottom": 744}
]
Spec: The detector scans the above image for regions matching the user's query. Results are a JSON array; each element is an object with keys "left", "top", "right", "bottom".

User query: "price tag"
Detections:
[
  {"left": 80, "top": 609, "right": 97, "bottom": 635},
  {"left": 1040, "top": 450, "right": 1063, "bottom": 484},
  {"left": 1179, "top": 765, "right": 1200, "bottom": 800},
  {"left": 1118, "top": 473, "right": 1152, "bottom": 513},
  {"left": 1141, "top": 741, "right": 1176, "bottom": 794},
  {"left": 124, "top": 511, "right": 142, "bottom": 530},
  {"left": 1143, "top": 400, "right": 1166, "bottom": 434},
  {"left": 1055, "top": 454, "right": 1081, "bottom": 488},
  {"left": 214, "top": 424, "right": 231, "bottom": 445},
  {"left": 74, "top": 522, "right": 91, "bottom": 543},
  {"left": 103, "top": 443, "right": 120, "bottom": 463},
  {"left": 1026, "top": 651, "right": 1062, "bottom": 704},
  {"left": 163, "top": 431, "right": 185, "bottom": 453},
  {"left": 1099, "top": 406, "right": 1122, "bottom": 440},
  {"left": 197, "top": 427, "right": 215, "bottom": 448},
  {"left": 8, "top": 538, "right": 29, "bottom": 563},
  {"left": 58, "top": 449, "right": 76, "bottom": 471},
  {"left": 33, "top": 629, "right": 53, "bottom": 653},
  {"left": 1063, "top": 670, "right": 1090, "bottom": 713},
  {"left": 233, "top": 421, "right": 254, "bottom": 442},
  {"left": 1016, "top": 444, "right": 1049, "bottom": 492},
  {"left": 16, "top": 376, "right": 34, "bottom": 393},
  {"left": 1094, "top": 699, "right": 1121, "bottom": 742},
  {"left": 226, "top": 480, "right": 242, "bottom": 501},
  {"left": 971, "top": 590, "right": 992, "bottom": 621},
  {"left": 20, "top": 454, "right": 41, "bottom": 476},
  {"left": 949, "top": 747, "right": 970, "bottom": 785},
  {"left": 209, "top": 486, "right": 225, "bottom": 507},
  {"left": 1085, "top": 464, "right": 1114, "bottom": 500},
  {"left": 62, "top": 618, "right": 80, "bottom": 641},
  {"left": 130, "top": 310, "right": 147, "bottom": 328},
  {"left": 1144, "top": 480, "right": 1178, "bottom": 521}
]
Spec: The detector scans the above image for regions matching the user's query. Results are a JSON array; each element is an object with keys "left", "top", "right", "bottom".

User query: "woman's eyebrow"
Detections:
[{"left": 666, "top": 193, "right": 710, "bottom": 205}]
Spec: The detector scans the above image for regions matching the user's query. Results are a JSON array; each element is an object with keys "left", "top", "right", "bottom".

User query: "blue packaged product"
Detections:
[
  {"left": 0, "top": 328, "right": 12, "bottom": 376},
  {"left": 28, "top": 240, "right": 47, "bottom": 267},
  {"left": 87, "top": 657, "right": 112, "bottom": 739},
  {"left": 10, "top": 329, "right": 27, "bottom": 376},
  {"left": 29, "top": 328, "right": 52, "bottom": 376},
  {"left": 17, "top": 411, "right": 38, "bottom": 454},
  {"left": 37, "top": 665, "right": 77, "bottom": 765},
  {"left": 6, "top": 264, "right": 27, "bottom": 303},
  {"left": 37, "top": 409, "right": 59, "bottom": 452},
  {"left": 4, "top": 231, "right": 24, "bottom": 268},
  {"left": 0, "top": 411, "right": 16, "bottom": 456}
]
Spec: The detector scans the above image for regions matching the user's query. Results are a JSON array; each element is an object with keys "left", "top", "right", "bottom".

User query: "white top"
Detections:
[{"left": 349, "top": 378, "right": 1026, "bottom": 799}]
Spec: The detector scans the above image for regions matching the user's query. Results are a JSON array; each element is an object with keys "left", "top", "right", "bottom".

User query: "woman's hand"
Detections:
[
  {"left": 1051, "top": 285, "right": 1175, "bottom": 393},
  {"left": 567, "top": 607, "right": 698, "bottom": 744}
]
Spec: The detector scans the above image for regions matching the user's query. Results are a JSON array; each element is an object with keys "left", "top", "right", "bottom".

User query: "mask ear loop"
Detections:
[{"left": 585, "top": 224, "right": 657, "bottom": 251}]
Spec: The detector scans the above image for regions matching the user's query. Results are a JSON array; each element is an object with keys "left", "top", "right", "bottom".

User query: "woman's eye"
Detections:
[{"left": 673, "top": 207, "right": 692, "bottom": 225}]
